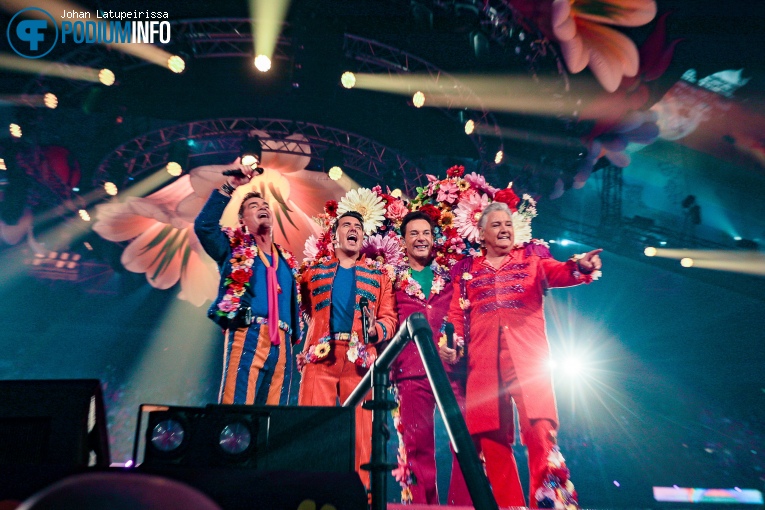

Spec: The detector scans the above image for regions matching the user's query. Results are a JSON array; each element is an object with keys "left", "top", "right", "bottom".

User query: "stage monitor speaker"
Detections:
[
  {"left": 0, "top": 379, "right": 110, "bottom": 467},
  {"left": 138, "top": 404, "right": 354, "bottom": 473}
]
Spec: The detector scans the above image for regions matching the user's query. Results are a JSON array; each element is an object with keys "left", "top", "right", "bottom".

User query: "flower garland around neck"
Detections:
[
  {"left": 216, "top": 227, "right": 302, "bottom": 332},
  {"left": 394, "top": 257, "right": 450, "bottom": 300}
]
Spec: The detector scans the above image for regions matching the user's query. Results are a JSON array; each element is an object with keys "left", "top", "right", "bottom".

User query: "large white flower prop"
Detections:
[{"left": 336, "top": 187, "right": 387, "bottom": 235}]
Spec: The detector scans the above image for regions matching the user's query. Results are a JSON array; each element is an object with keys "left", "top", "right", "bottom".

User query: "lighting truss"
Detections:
[{"left": 94, "top": 118, "right": 427, "bottom": 196}]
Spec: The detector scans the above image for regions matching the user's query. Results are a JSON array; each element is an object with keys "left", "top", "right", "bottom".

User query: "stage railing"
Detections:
[{"left": 343, "top": 312, "right": 498, "bottom": 510}]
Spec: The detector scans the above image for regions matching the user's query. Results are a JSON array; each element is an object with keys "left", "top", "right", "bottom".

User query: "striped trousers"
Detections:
[{"left": 219, "top": 323, "right": 292, "bottom": 405}]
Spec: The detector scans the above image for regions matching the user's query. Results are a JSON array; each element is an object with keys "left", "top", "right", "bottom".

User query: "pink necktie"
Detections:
[{"left": 266, "top": 264, "right": 280, "bottom": 345}]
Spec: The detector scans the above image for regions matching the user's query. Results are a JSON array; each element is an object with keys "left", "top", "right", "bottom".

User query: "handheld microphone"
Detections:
[
  {"left": 222, "top": 167, "right": 264, "bottom": 178},
  {"left": 445, "top": 322, "right": 455, "bottom": 349},
  {"left": 359, "top": 297, "right": 370, "bottom": 344}
]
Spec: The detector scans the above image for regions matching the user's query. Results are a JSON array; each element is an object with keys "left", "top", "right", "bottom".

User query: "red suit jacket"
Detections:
[{"left": 447, "top": 245, "right": 593, "bottom": 436}]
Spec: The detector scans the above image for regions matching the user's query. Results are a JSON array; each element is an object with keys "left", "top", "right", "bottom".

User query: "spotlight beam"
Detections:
[
  {"left": 250, "top": 0, "right": 290, "bottom": 67},
  {"left": 0, "top": 53, "right": 105, "bottom": 82},
  {"left": 647, "top": 248, "right": 765, "bottom": 276}
]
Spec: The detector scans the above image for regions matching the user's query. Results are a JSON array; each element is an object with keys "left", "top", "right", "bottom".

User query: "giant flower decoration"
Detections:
[
  {"left": 362, "top": 232, "right": 404, "bottom": 266},
  {"left": 454, "top": 192, "right": 490, "bottom": 244},
  {"left": 337, "top": 187, "right": 386, "bottom": 235},
  {"left": 93, "top": 130, "right": 345, "bottom": 306},
  {"left": 550, "top": 0, "right": 656, "bottom": 92}
]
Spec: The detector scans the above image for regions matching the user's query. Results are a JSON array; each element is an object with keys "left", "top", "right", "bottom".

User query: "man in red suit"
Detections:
[
  {"left": 390, "top": 211, "right": 470, "bottom": 505},
  {"left": 443, "top": 199, "right": 602, "bottom": 508}
]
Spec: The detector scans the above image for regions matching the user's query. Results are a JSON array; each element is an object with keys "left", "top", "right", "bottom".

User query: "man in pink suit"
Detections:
[
  {"left": 390, "top": 210, "right": 470, "bottom": 505},
  {"left": 442, "top": 199, "right": 602, "bottom": 508}
]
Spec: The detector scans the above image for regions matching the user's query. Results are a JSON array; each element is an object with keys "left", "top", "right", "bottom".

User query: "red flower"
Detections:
[
  {"left": 550, "top": 466, "right": 570, "bottom": 483},
  {"left": 230, "top": 268, "right": 252, "bottom": 284},
  {"left": 494, "top": 188, "right": 520, "bottom": 212},
  {"left": 229, "top": 282, "right": 245, "bottom": 293},
  {"left": 419, "top": 204, "right": 441, "bottom": 223},
  {"left": 324, "top": 200, "right": 338, "bottom": 217},
  {"left": 446, "top": 165, "right": 465, "bottom": 178}
]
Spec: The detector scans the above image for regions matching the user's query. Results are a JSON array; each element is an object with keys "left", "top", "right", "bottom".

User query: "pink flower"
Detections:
[
  {"left": 454, "top": 192, "right": 490, "bottom": 243},
  {"left": 437, "top": 180, "right": 460, "bottom": 204},
  {"left": 465, "top": 172, "right": 499, "bottom": 196},
  {"left": 386, "top": 199, "right": 408, "bottom": 222},
  {"left": 361, "top": 233, "right": 403, "bottom": 265}
]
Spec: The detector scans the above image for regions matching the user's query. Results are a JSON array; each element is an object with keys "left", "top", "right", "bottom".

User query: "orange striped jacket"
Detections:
[{"left": 298, "top": 255, "right": 397, "bottom": 369}]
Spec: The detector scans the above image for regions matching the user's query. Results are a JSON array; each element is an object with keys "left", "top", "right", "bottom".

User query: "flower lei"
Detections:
[
  {"left": 217, "top": 228, "right": 303, "bottom": 336},
  {"left": 297, "top": 331, "right": 376, "bottom": 370},
  {"left": 390, "top": 384, "right": 416, "bottom": 503},
  {"left": 535, "top": 443, "right": 579, "bottom": 510},
  {"left": 216, "top": 227, "right": 256, "bottom": 319},
  {"left": 393, "top": 258, "right": 450, "bottom": 301}
]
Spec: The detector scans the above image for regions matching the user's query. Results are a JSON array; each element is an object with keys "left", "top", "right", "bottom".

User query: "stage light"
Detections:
[
  {"left": 734, "top": 236, "right": 742, "bottom": 241},
  {"left": 240, "top": 134, "right": 263, "bottom": 170},
  {"left": 44, "top": 92, "right": 58, "bottom": 109},
  {"left": 494, "top": 149, "right": 504, "bottom": 164},
  {"left": 99, "top": 69, "right": 115, "bottom": 86},
  {"left": 150, "top": 418, "right": 186, "bottom": 453},
  {"left": 464, "top": 119, "right": 475, "bottom": 135},
  {"left": 166, "top": 162, "right": 182, "bottom": 177},
  {"left": 328, "top": 166, "right": 343, "bottom": 181},
  {"left": 9, "top": 124, "right": 22, "bottom": 138},
  {"left": 79, "top": 210, "right": 91, "bottom": 222},
  {"left": 0, "top": 158, "right": 5, "bottom": 171},
  {"left": 560, "top": 239, "right": 571, "bottom": 246},
  {"left": 412, "top": 91, "right": 425, "bottom": 108},
  {"left": 341, "top": 71, "right": 356, "bottom": 89},
  {"left": 660, "top": 241, "right": 667, "bottom": 246},
  {"left": 167, "top": 55, "right": 186, "bottom": 74},
  {"left": 644, "top": 247, "right": 657, "bottom": 257},
  {"left": 254, "top": 54, "right": 272, "bottom": 72},
  {"left": 167, "top": 140, "right": 190, "bottom": 176},
  {"left": 218, "top": 422, "right": 252, "bottom": 455},
  {"left": 680, "top": 257, "right": 694, "bottom": 268},
  {"left": 104, "top": 182, "right": 118, "bottom": 196},
  {"left": 548, "top": 358, "right": 558, "bottom": 370},
  {"left": 324, "top": 146, "right": 344, "bottom": 181},
  {"left": 565, "top": 357, "right": 583, "bottom": 376}
]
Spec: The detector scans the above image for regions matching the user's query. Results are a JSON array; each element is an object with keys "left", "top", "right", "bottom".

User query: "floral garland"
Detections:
[
  {"left": 296, "top": 331, "right": 376, "bottom": 370},
  {"left": 535, "top": 444, "right": 580, "bottom": 510},
  {"left": 393, "top": 258, "right": 450, "bottom": 301},
  {"left": 216, "top": 227, "right": 256, "bottom": 319},
  {"left": 217, "top": 227, "right": 303, "bottom": 336},
  {"left": 390, "top": 384, "right": 416, "bottom": 503}
]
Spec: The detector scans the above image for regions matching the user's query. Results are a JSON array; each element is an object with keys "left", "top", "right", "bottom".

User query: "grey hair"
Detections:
[{"left": 477, "top": 201, "right": 513, "bottom": 230}]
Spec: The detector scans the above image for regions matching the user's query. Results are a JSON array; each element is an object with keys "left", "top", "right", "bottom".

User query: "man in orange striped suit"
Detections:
[
  {"left": 194, "top": 169, "right": 301, "bottom": 406},
  {"left": 297, "top": 210, "right": 398, "bottom": 488}
]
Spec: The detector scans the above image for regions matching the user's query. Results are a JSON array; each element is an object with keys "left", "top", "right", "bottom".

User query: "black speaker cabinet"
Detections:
[
  {"left": 138, "top": 404, "right": 354, "bottom": 473},
  {"left": 0, "top": 379, "right": 110, "bottom": 467}
]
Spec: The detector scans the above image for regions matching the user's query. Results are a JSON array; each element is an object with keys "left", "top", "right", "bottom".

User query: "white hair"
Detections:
[{"left": 478, "top": 201, "right": 513, "bottom": 230}]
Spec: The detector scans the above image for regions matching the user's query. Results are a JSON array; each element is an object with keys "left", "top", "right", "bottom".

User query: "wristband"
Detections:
[{"left": 220, "top": 182, "right": 235, "bottom": 197}]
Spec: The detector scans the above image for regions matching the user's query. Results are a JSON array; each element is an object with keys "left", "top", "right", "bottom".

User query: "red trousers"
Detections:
[
  {"left": 473, "top": 344, "right": 556, "bottom": 507},
  {"left": 395, "top": 376, "right": 471, "bottom": 505},
  {"left": 298, "top": 342, "right": 372, "bottom": 488}
]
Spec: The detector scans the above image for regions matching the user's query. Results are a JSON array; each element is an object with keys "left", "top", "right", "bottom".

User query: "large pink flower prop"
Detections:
[
  {"left": 454, "top": 192, "right": 490, "bottom": 244},
  {"left": 362, "top": 233, "right": 404, "bottom": 266},
  {"left": 93, "top": 131, "right": 345, "bottom": 306},
  {"left": 551, "top": 0, "right": 656, "bottom": 92}
]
